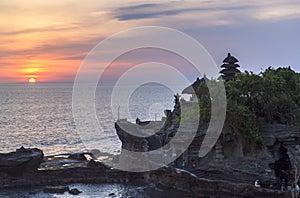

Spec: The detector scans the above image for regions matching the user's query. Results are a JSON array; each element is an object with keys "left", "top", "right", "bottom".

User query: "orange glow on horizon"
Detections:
[{"left": 0, "top": 58, "right": 81, "bottom": 83}]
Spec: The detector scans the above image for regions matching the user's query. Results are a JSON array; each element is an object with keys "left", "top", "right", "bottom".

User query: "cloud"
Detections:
[
  {"left": 118, "top": 3, "right": 159, "bottom": 11},
  {"left": 1, "top": 0, "right": 300, "bottom": 83},
  {"left": 114, "top": 2, "right": 256, "bottom": 21},
  {"left": 0, "top": 24, "right": 80, "bottom": 36},
  {"left": 114, "top": 0, "right": 300, "bottom": 29},
  {"left": 251, "top": 5, "right": 300, "bottom": 21},
  {"left": 116, "top": 10, "right": 179, "bottom": 21}
]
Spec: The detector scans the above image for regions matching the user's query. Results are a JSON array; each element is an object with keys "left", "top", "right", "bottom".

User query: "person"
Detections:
[
  {"left": 254, "top": 180, "right": 260, "bottom": 187},
  {"left": 287, "top": 181, "right": 292, "bottom": 191},
  {"left": 182, "top": 160, "right": 186, "bottom": 168},
  {"left": 281, "top": 179, "right": 286, "bottom": 191},
  {"left": 136, "top": 118, "right": 141, "bottom": 125},
  {"left": 191, "top": 159, "right": 196, "bottom": 168}
]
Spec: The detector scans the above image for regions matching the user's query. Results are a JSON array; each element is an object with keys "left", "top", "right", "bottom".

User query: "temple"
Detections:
[
  {"left": 181, "top": 75, "right": 209, "bottom": 101},
  {"left": 220, "top": 53, "right": 241, "bottom": 81},
  {"left": 114, "top": 54, "right": 300, "bottom": 190}
]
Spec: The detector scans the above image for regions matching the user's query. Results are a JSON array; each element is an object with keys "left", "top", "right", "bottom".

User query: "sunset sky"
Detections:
[{"left": 0, "top": 0, "right": 299, "bottom": 83}]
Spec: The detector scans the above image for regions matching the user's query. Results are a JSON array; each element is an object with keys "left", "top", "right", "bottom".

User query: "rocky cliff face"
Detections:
[
  {"left": 115, "top": 97, "right": 300, "bottom": 187},
  {"left": 150, "top": 167, "right": 289, "bottom": 198},
  {"left": 196, "top": 123, "right": 300, "bottom": 185}
]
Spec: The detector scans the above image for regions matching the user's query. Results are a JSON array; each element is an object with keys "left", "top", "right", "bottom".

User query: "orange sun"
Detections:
[{"left": 28, "top": 77, "right": 37, "bottom": 83}]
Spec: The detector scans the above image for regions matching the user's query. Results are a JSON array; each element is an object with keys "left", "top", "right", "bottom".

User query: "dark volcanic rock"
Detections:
[
  {"left": 115, "top": 122, "right": 149, "bottom": 152},
  {"left": 87, "top": 159, "right": 109, "bottom": 169},
  {"left": 0, "top": 147, "right": 44, "bottom": 176},
  {"left": 68, "top": 153, "right": 87, "bottom": 161},
  {"left": 69, "top": 188, "right": 82, "bottom": 195},
  {"left": 151, "top": 167, "right": 289, "bottom": 198},
  {"left": 0, "top": 147, "right": 290, "bottom": 197}
]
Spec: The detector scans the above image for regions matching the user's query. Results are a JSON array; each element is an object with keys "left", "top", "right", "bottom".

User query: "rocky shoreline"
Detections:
[
  {"left": 0, "top": 147, "right": 289, "bottom": 197},
  {"left": 1, "top": 94, "right": 299, "bottom": 197},
  {"left": 0, "top": 92, "right": 297, "bottom": 197}
]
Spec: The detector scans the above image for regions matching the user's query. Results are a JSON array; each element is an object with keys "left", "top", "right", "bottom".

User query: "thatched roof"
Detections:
[
  {"left": 182, "top": 76, "right": 208, "bottom": 94},
  {"left": 223, "top": 53, "right": 238, "bottom": 63},
  {"left": 182, "top": 84, "right": 195, "bottom": 94},
  {"left": 221, "top": 63, "right": 240, "bottom": 68},
  {"left": 182, "top": 78, "right": 200, "bottom": 94},
  {"left": 220, "top": 68, "right": 241, "bottom": 75}
]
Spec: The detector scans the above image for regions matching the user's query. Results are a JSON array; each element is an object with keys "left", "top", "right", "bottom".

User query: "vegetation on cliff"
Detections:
[{"left": 181, "top": 67, "right": 300, "bottom": 146}]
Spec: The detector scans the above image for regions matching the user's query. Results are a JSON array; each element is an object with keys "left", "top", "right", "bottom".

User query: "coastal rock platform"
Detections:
[{"left": 0, "top": 147, "right": 289, "bottom": 197}]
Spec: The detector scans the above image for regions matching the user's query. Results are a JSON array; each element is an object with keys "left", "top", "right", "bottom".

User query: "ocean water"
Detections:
[
  {"left": 0, "top": 183, "right": 192, "bottom": 198},
  {"left": 0, "top": 83, "right": 176, "bottom": 155}
]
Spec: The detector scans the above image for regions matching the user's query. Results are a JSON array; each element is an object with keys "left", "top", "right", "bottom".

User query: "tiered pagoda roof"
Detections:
[
  {"left": 220, "top": 53, "right": 241, "bottom": 81},
  {"left": 182, "top": 75, "right": 209, "bottom": 95}
]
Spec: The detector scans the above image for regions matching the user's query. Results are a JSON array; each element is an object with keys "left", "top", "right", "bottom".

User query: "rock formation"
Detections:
[
  {"left": 114, "top": 94, "right": 300, "bottom": 189},
  {"left": 151, "top": 167, "right": 288, "bottom": 198},
  {"left": 0, "top": 147, "right": 44, "bottom": 176},
  {"left": 0, "top": 147, "right": 291, "bottom": 197}
]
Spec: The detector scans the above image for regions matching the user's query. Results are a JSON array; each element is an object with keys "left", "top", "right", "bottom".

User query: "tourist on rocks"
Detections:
[
  {"left": 136, "top": 118, "right": 141, "bottom": 125},
  {"left": 254, "top": 180, "right": 260, "bottom": 187},
  {"left": 182, "top": 160, "right": 186, "bottom": 168},
  {"left": 296, "top": 184, "right": 299, "bottom": 193},
  {"left": 191, "top": 159, "right": 196, "bottom": 168},
  {"left": 281, "top": 179, "right": 286, "bottom": 191},
  {"left": 287, "top": 181, "right": 292, "bottom": 191}
]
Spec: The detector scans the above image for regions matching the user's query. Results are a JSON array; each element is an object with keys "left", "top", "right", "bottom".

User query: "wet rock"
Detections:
[
  {"left": 0, "top": 147, "right": 44, "bottom": 176},
  {"left": 43, "top": 186, "right": 69, "bottom": 194},
  {"left": 68, "top": 153, "right": 87, "bottom": 161},
  {"left": 87, "top": 159, "right": 109, "bottom": 169},
  {"left": 151, "top": 167, "right": 289, "bottom": 197},
  {"left": 69, "top": 188, "right": 82, "bottom": 195},
  {"left": 115, "top": 122, "right": 149, "bottom": 152},
  {"left": 90, "top": 149, "right": 101, "bottom": 158},
  {"left": 108, "top": 192, "right": 116, "bottom": 196}
]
